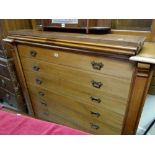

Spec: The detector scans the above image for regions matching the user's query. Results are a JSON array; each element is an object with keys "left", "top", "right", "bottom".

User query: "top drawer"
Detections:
[{"left": 17, "top": 44, "right": 134, "bottom": 79}]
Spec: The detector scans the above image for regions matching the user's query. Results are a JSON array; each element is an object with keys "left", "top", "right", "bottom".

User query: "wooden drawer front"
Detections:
[
  {"left": 0, "top": 75, "right": 15, "bottom": 93},
  {"left": 18, "top": 44, "right": 133, "bottom": 79},
  {"left": 0, "top": 88, "right": 18, "bottom": 108},
  {"left": 25, "top": 70, "right": 128, "bottom": 115},
  {"left": 22, "top": 58, "right": 131, "bottom": 100},
  {"left": 28, "top": 85, "right": 123, "bottom": 134}
]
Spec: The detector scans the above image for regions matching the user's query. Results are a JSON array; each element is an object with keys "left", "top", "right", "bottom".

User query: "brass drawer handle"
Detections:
[
  {"left": 33, "top": 65, "right": 40, "bottom": 71},
  {"left": 36, "top": 78, "right": 42, "bottom": 85},
  {"left": 90, "top": 96, "right": 101, "bottom": 103},
  {"left": 0, "top": 79, "right": 6, "bottom": 87},
  {"left": 40, "top": 100, "right": 47, "bottom": 106},
  {"left": 38, "top": 91, "right": 45, "bottom": 97},
  {"left": 30, "top": 50, "right": 37, "bottom": 57},
  {"left": 91, "top": 80, "right": 103, "bottom": 88},
  {"left": 90, "top": 123, "right": 99, "bottom": 130},
  {"left": 90, "top": 111, "right": 100, "bottom": 117},
  {"left": 91, "top": 61, "right": 103, "bottom": 70}
]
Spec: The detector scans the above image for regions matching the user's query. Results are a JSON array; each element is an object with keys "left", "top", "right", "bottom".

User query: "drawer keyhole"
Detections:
[
  {"left": 90, "top": 96, "right": 101, "bottom": 103},
  {"left": 30, "top": 50, "right": 37, "bottom": 57},
  {"left": 40, "top": 100, "right": 47, "bottom": 106},
  {"left": 91, "top": 61, "right": 103, "bottom": 70},
  {"left": 90, "top": 123, "right": 100, "bottom": 130},
  {"left": 38, "top": 91, "right": 45, "bottom": 97},
  {"left": 33, "top": 65, "right": 40, "bottom": 71},
  {"left": 91, "top": 80, "right": 103, "bottom": 88},
  {"left": 36, "top": 78, "right": 42, "bottom": 85},
  {"left": 90, "top": 111, "right": 101, "bottom": 117}
]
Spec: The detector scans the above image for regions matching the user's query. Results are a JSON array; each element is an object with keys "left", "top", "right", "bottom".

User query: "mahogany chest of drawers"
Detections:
[{"left": 4, "top": 30, "right": 155, "bottom": 134}]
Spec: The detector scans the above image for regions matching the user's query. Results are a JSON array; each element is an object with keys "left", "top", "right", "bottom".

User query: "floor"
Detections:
[{"left": 136, "top": 94, "right": 155, "bottom": 135}]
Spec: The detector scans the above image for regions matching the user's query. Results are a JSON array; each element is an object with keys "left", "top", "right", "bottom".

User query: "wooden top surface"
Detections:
[
  {"left": 130, "top": 42, "right": 155, "bottom": 64},
  {"left": 6, "top": 29, "right": 146, "bottom": 57}
]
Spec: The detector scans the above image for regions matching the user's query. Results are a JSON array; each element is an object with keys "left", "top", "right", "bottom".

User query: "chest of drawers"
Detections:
[
  {"left": 18, "top": 44, "right": 133, "bottom": 134},
  {"left": 4, "top": 30, "right": 155, "bottom": 134}
]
